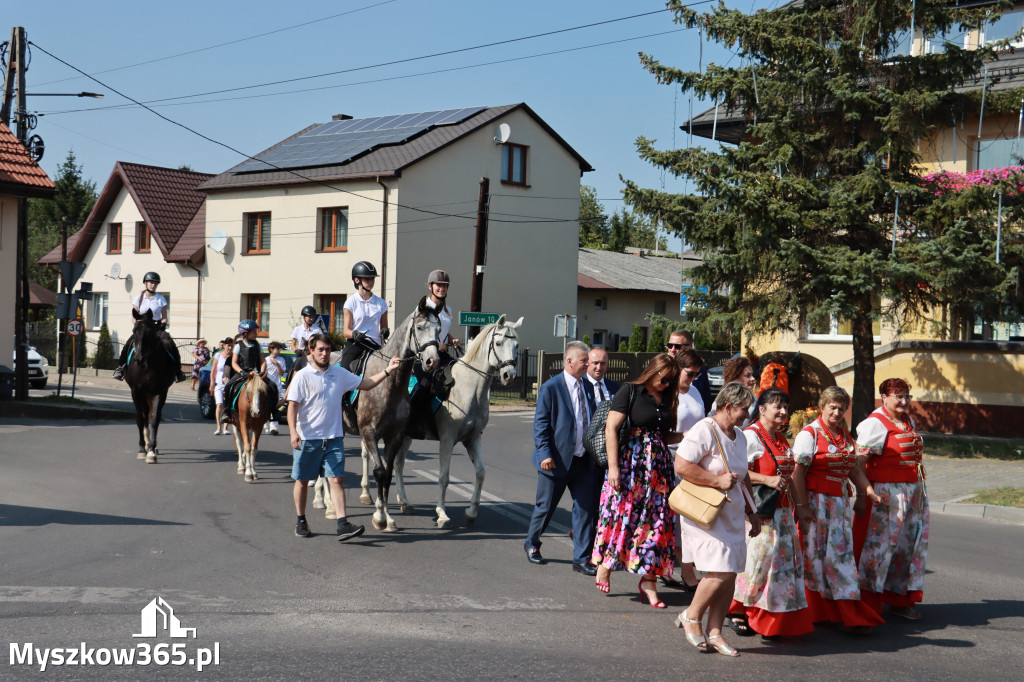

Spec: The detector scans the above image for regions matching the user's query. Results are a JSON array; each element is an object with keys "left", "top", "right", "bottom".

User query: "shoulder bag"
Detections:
[
  {"left": 668, "top": 420, "right": 733, "bottom": 530},
  {"left": 583, "top": 383, "right": 637, "bottom": 469},
  {"left": 749, "top": 430, "right": 781, "bottom": 519}
]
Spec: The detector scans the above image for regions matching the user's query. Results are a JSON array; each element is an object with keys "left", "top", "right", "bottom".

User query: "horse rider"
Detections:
[
  {"left": 285, "top": 305, "right": 326, "bottom": 382},
  {"left": 423, "top": 268, "right": 460, "bottom": 387},
  {"left": 340, "top": 260, "right": 390, "bottom": 373},
  {"left": 112, "top": 271, "right": 186, "bottom": 383},
  {"left": 221, "top": 319, "right": 276, "bottom": 423}
]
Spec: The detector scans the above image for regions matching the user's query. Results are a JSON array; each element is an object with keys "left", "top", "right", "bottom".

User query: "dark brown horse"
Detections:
[
  {"left": 226, "top": 371, "right": 273, "bottom": 482},
  {"left": 124, "top": 309, "right": 177, "bottom": 463}
]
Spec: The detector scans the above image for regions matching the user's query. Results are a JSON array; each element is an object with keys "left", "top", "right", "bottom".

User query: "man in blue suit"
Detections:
[
  {"left": 583, "top": 347, "right": 621, "bottom": 410},
  {"left": 524, "top": 341, "right": 599, "bottom": 575}
]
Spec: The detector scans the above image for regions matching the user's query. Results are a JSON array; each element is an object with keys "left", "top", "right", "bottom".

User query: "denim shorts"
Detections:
[{"left": 292, "top": 437, "right": 345, "bottom": 481}]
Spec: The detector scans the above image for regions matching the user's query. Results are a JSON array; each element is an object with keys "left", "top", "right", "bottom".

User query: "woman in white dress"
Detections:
[{"left": 674, "top": 382, "right": 761, "bottom": 657}]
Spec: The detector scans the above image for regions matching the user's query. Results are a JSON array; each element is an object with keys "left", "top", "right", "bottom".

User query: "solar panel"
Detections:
[{"left": 235, "top": 106, "right": 485, "bottom": 173}]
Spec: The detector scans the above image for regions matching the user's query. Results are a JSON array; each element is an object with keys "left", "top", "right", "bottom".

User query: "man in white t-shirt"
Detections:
[{"left": 288, "top": 333, "right": 400, "bottom": 541}]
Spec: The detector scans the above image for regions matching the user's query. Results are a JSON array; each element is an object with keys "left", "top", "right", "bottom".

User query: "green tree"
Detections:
[
  {"left": 579, "top": 185, "right": 609, "bottom": 248},
  {"left": 646, "top": 324, "right": 665, "bottom": 352},
  {"left": 625, "top": 0, "right": 1022, "bottom": 423},
  {"left": 582, "top": 333, "right": 592, "bottom": 346},
  {"left": 607, "top": 210, "right": 630, "bottom": 253},
  {"left": 628, "top": 324, "right": 646, "bottom": 352},
  {"left": 27, "top": 150, "right": 98, "bottom": 290},
  {"left": 94, "top": 323, "right": 116, "bottom": 369},
  {"left": 617, "top": 339, "right": 628, "bottom": 352}
]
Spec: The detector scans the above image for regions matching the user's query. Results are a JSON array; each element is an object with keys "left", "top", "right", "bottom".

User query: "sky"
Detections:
[{"left": 7, "top": 0, "right": 775, "bottom": 252}]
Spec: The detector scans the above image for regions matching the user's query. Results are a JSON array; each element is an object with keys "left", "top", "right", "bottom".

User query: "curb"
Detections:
[
  {"left": 933, "top": 499, "right": 1024, "bottom": 525},
  {"left": 0, "top": 400, "right": 135, "bottom": 422}
]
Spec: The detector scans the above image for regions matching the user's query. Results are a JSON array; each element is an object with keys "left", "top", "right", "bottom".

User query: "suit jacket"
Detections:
[
  {"left": 583, "top": 376, "right": 621, "bottom": 415},
  {"left": 693, "top": 367, "right": 712, "bottom": 416},
  {"left": 532, "top": 373, "right": 593, "bottom": 475}
]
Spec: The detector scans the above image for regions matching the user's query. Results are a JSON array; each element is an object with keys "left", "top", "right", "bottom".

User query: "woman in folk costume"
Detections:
[
  {"left": 790, "top": 386, "right": 883, "bottom": 634},
  {"left": 727, "top": 388, "right": 814, "bottom": 638},
  {"left": 853, "top": 378, "right": 928, "bottom": 621}
]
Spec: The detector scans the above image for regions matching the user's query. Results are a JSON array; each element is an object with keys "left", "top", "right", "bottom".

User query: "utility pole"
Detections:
[{"left": 469, "top": 176, "right": 489, "bottom": 339}]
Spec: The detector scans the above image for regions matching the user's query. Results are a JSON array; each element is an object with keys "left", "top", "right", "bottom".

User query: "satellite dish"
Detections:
[
  {"left": 494, "top": 122, "right": 511, "bottom": 145},
  {"left": 209, "top": 230, "right": 228, "bottom": 254},
  {"left": 109, "top": 262, "right": 122, "bottom": 280},
  {"left": 27, "top": 134, "right": 45, "bottom": 162}
]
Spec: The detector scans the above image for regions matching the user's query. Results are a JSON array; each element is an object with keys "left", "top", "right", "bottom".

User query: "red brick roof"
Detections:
[
  {"left": 0, "top": 122, "right": 55, "bottom": 198},
  {"left": 40, "top": 162, "right": 212, "bottom": 265}
]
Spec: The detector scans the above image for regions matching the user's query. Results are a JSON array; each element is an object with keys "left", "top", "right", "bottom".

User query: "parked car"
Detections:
[
  {"left": 708, "top": 364, "right": 724, "bottom": 406},
  {"left": 12, "top": 345, "right": 49, "bottom": 390},
  {"left": 197, "top": 348, "right": 297, "bottom": 420}
]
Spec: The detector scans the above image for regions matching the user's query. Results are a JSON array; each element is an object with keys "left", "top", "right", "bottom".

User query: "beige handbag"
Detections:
[{"left": 669, "top": 420, "right": 732, "bottom": 530}]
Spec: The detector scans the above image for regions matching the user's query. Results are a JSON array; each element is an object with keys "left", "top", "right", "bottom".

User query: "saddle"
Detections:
[{"left": 223, "top": 373, "right": 277, "bottom": 420}]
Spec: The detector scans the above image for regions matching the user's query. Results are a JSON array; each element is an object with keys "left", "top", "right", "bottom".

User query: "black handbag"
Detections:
[
  {"left": 583, "top": 384, "right": 636, "bottom": 469},
  {"left": 750, "top": 431, "right": 781, "bottom": 518}
]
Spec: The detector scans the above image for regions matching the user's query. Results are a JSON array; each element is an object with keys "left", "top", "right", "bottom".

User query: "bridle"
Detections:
[
  {"left": 367, "top": 309, "right": 440, "bottom": 364},
  {"left": 456, "top": 325, "right": 518, "bottom": 377}
]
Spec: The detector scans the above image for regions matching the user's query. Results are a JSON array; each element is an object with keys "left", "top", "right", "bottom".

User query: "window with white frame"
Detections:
[
  {"left": 803, "top": 308, "right": 881, "bottom": 342},
  {"left": 974, "top": 137, "right": 1021, "bottom": 171},
  {"left": 981, "top": 10, "right": 1024, "bottom": 47},
  {"left": 91, "top": 293, "right": 109, "bottom": 329}
]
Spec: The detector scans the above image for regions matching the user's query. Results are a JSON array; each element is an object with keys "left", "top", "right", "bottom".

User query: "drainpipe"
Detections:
[
  {"left": 377, "top": 178, "right": 389, "bottom": 300},
  {"left": 186, "top": 262, "right": 202, "bottom": 338}
]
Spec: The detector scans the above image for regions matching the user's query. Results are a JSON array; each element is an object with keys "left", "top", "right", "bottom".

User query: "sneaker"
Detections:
[
  {"left": 214, "top": 429, "right": 222, "bottom": 435},
  {"left": 337, "top": 521, "right": 365, "bottom": 542},
  {"left": 295, "top": 518, "right": 311, "bottom": 538}
]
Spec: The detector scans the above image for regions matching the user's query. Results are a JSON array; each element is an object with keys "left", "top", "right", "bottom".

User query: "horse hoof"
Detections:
[
  {"left": 385, "top": 521, "right": 398, "bottom": 532},
  {"left": 244, "top": 473, "right": 254, "bottom": 482},
  {"left": 325, "top": 509, "right": 337, "bottom": 520},
  {"left": 372, "top": 517, "right": 387, "bottom": 530},
  {"left": 436, "top": 517, "right": 450, "bottom": 529},
  {"left": 400, "top": 503, "right": 414, "bottom": 515},
  {"left": 359, "top": 493, "right": 373, "bottom": 505},
  {"left": 236, "top": 468, "right": 244, "bottom": 474},
  {"left": 145, "top": 453, "right": 157, "bottom": 464},
  {"left": 464, "top": 512, "right": 477, "bottom": 526},
  {"left": 312, "top": 498, "right": 325, "bottom": 509},
  {"left": 137, "top": 452, "right": 146, "bottom": 460}
]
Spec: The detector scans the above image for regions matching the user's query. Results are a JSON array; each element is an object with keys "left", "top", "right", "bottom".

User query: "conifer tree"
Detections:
[
  {"left": 626, "top": 0, "right": 1024, "bottom": 422},
  {"left": 628, "top": 324, "right": 646, "bottom": 352}
]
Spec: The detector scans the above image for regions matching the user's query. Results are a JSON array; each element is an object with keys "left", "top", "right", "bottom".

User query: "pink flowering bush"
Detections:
[{"left": 921, "top": 166, "right": 1024, "bottom": 195}]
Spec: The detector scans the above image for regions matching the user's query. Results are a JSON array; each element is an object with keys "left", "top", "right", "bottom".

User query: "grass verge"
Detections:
[
  {"left": 964, "top": 488, "right": 1024, "bottom": 508},
  {"left": 923, "top": 433, "right": 1024, "bottom": 461}
]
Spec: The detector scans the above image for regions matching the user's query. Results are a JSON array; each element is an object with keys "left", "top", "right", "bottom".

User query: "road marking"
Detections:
[{"left": 412, "top": 468, "right": 572, "bottom": 547}]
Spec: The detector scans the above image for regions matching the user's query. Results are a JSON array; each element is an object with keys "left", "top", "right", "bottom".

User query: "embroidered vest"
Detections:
[
  {"left": 746, "top": 422, "right": 796, "bottom": 508},
  {"left": 801, "top": 420, "right": 856, "bottom": 496},
  {"left": 864, "top": 409, "right": 924, "bottom": 483}
]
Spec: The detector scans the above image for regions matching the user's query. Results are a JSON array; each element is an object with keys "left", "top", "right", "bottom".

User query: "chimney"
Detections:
[{"left": 332, "top": 114, "right": 353, "bottom": 121}]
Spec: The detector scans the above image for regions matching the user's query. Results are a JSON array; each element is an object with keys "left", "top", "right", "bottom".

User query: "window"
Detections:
[
  {"left": 317, "top": 207, "right": 348, "bottom": 251},
  {"left": 91, "top": 293, "right": 109, "bottom": 330},
  {"left": 592, "top": 330, "right": 607, "bottom": 348},
  {"left": 135, "top": 221, "right": 151, "bottom": 252},
  {"left": 500, "top": 143, "right": 528, "bottom": 185},
  {"left": 107, "top": 223, "right": 122, "bottom": 253},
  {"left": 244, "top": 212, "right": 271, "bottom": 254},
  {"left": 246, "top": 294, "right": 270, "bottom": 336},
  {"left": 594, "top": 297, "right": 607, "bottom": 310},
  {"left": 982, "top": 10, "right": 1024, "bottom": 47},
  {"left": 974, "top": 137, "right": 1021, "bottom": 171},
  {"left": 803, "top": 308, "right": 881, "bottom": 342},
  {"left": 316, "top": 294, "right": 347, "bottom": 334},
  {"left": 654, "top": 300, "right": 667, "bottom": 315}
]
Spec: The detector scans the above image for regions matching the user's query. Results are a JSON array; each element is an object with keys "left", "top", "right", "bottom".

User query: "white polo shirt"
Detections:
[
  {"left": 424, "top": 298, "right": 452, "bottom": 343},
  {"left": 291, "top": 323, "right": 325, "bottom": 351},
  {"left": 345, "top": 294, "right": 387, "bottom": 343},
  {"left": 287, "top": 363, "right": 361, "bottom": 440},
  {"left": 133, "top": 292, "right": 167, "bottom": 321}
]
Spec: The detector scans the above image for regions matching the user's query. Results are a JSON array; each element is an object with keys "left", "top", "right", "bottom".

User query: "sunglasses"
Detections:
[
  {"left": 683, "top": 370, "right": 699, "bottom": 378},
  {"left": 665, "top": 343, "right": 692, "bottom": 350}
]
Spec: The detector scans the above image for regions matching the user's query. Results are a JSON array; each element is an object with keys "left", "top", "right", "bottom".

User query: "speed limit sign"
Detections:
[{"left": 67, "top": 319, "right": 83, "bottom": 336}]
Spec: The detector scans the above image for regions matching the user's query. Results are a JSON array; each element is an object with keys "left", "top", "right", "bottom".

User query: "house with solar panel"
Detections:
[
  {"left": 198, "top": 103, "right": 593, "bottom": 353},
  {"left": 38, "top": 163, "right": 213, "bottom": 359}
]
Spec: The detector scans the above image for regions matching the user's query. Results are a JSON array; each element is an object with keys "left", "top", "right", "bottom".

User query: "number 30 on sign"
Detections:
[{"left": 67, "top": 319, "right": 83, "bottom": 336}]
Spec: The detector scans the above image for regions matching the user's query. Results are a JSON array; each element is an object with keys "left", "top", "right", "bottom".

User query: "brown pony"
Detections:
[{"left": 227, "top": 371, "right": 272, "bottom": 482}]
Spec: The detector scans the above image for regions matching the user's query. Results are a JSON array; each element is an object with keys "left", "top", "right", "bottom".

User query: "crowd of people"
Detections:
[{"left": 524, "top": 331, "right": 929, "bottom": 656}]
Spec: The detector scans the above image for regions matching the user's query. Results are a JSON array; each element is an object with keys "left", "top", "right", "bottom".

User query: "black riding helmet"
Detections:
[
  {"left": 351, "top": 261, "right": 379, "bottom": 290},
  {"left": 300, "top": 305, "right": 317, "bottom": 318},
  {"left": 143, "top": 271, "right": 161, "bottom": 284}
]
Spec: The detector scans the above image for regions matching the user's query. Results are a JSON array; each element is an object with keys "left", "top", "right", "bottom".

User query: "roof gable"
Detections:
[
  {"left": 39, "top": 162, "right": 212, "bottom": 265},
  {"left": 0, "top": 122, "right": 55, "bottom": 198},
  {"left": 200, "top": 103, "right": 592, "bottom": 191}
]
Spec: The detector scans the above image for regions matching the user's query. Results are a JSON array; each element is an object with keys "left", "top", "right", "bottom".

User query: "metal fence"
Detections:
[{"left": 488, "top": 348, "right": 539, "bottom": 401}]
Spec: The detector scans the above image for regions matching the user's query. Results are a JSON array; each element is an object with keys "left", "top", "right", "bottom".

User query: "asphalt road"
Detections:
[{"left": 1, "top": 403, "right": 1022, "bottom": 680}]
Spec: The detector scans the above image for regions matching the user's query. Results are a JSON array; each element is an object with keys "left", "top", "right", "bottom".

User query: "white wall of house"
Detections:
[
  {"left": 201, "top": 179, "right": 390, "bottom": 344},
  {"left": 395, "top": 108, "right": 582, "bottom": 353},
  {"left": 67, "top": 187, "right": 199, "bottom": 352},
  {"left": 577, "top": 288, "right": 685, "bottom": 350},
  {"left": 1, "top": 197, "right": 17, "bottom": 365}
]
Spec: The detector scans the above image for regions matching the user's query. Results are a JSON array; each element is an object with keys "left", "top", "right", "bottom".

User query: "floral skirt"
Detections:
[
  {"left": 801, "top": 491, "right": 884, "bottom": 627},
  {"left": 854, "top": 481, "right": 929, "bottom": 613},
  {"left": 591, "top": 427, "right": 676, "bottom": 576}
]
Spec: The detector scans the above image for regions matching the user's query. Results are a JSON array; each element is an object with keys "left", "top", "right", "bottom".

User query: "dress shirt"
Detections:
[{"left": 562, "top": 370, "right": 588, "bottom": 457}]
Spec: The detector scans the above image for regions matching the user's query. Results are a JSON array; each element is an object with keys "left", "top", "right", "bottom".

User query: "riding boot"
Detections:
[
  {"left": 113, "top": 340, "right": 132, "bottom": 380},
  {"left": 112, "top": 365, "right": 125, "bottom": 381}
]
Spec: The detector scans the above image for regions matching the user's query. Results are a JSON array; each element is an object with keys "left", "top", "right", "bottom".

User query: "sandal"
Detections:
[
  {"left": 708, "top": 633, "right": 740, "bottom": 657},
  {"left": 638, "top": 577, "right": 666, "bottom": 609},
  {"left": 727, "top": 616, "right": 756, "bottom": 637},
  {"left": 595, "top": 567, "right": 610, "bottom": 594},
  {"left": 674, "top": 609, "right": 708, "bottom": 651},
  {"left": 594, "top": 579, "right": 610, "bottom": 594}
]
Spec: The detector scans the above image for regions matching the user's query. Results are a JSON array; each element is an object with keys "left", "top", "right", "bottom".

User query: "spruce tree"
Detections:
[
  {"left": 628, "top": 324, "right": 646, "bottom": 352},
  {"left": 647, "top": 324, "right": 666, "bottom": 352},
  {"left": 626, "top": 0, "right": 1024, "bottom": 422},
  {"left": 95, "top": 323, "right": 116, "bottom": 370}
]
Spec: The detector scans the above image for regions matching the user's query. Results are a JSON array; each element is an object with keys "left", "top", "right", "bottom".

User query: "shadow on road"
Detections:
[{"left": 0, "top": 504, "right": 189, "bottom": 527}]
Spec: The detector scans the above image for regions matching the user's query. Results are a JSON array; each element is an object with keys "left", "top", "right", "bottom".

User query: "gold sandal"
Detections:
[
  {"left": 674, "top": 610, "right": 708, "bottom": 652},
  {"left": 707, "top": 633, "right": 740, "bottom": 657}
]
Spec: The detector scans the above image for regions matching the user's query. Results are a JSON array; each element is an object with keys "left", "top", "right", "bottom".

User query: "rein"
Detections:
[
  {"left": 455, "top": 327, "right": 517, "bottom": 378},
  {"left": 366, "top": 310, "right": 439, "bottom": 365}
]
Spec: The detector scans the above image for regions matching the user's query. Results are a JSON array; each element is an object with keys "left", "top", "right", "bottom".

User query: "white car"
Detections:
[{"left": 12, "top": 345, "right": 48, "bottom": 389}]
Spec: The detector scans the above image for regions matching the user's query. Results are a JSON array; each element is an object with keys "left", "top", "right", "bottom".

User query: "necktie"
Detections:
[
  {"left": 597, "top": 382, "right": 607, "bottom": 402},
  {"left": 576, "top": 380, "right": 589, "bottom": 431}
]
